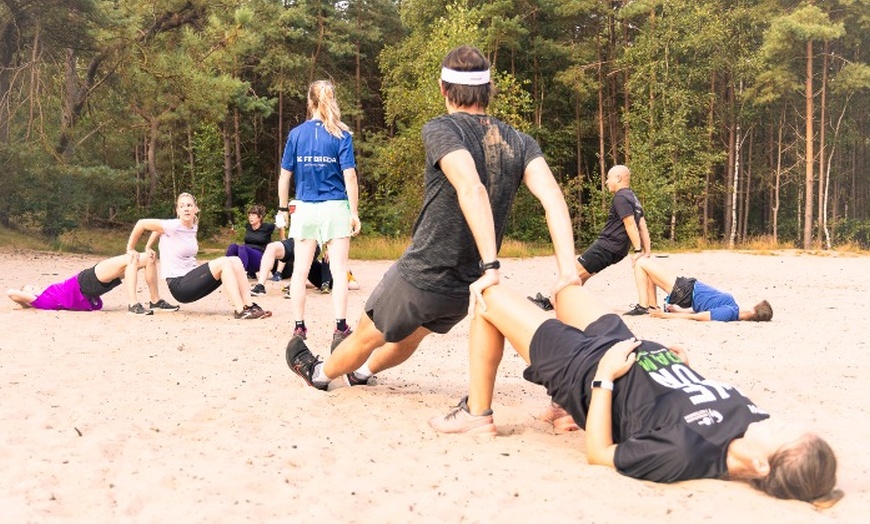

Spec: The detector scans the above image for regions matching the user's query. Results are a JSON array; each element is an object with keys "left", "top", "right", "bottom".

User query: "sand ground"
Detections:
[{"left": 1, "top": 248, "right": 867, "bottom": 522}]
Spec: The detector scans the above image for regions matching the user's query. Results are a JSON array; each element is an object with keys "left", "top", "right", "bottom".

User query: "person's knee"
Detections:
[{"left": 226, "top": 244, "right": 239, "bottom": 257}]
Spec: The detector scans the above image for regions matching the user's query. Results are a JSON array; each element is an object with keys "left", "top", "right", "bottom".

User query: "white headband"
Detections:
[{"left": 440, "top": 67, "right": 491, "bottom": 86}]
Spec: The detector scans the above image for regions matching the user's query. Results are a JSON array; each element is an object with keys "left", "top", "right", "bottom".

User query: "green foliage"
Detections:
[
  {"left": 831, "top": 218, "right": 870, "bottom": 248},
  {"left": 0, "top": 145, "right": 136, "bottom": 238},
  {"left": 188, "top": 124, "right": 226, "bottom": 238},
  {"left": 1, "top": 0, "right": 869, "bottom": 252}
]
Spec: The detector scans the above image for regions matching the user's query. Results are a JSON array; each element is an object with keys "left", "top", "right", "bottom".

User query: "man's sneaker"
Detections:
[
  {"left": 292, "top": 326, "right": 308, "bottom": 339},
  {"left": 149, "top": 299, "right": 179, "bottom": 312},
  {"left": 623, "top": 304, "right": 649, "bottom": 316},
  {"left": 330, "top": 326, "right": 353, "bottom": 353},
  {"left": 234, "top": 304, "right": 272, "bottom": 320},
  {"left": 527, "top": 292, "right": 554, "bottom": 311},
  {"left": 270, "top": 271, "right": 282, "bottom": 282},
  {"left": 320, "top": 282, "right": 331, "bottom": 294},
  {"left": 250, "top": 283, "right": 266, "bottom": 296},
  {"left": 285, "top": 337, "right": 327, "bottom": 391},
  {"left": 128, "top": 303, "right": 154, "bottom": 316},
  {"left": 345, "top": 371, "right": 373, "bottom": 386},
  {"left": 428, "top": 396, "right": 497, "bottom": 436}
]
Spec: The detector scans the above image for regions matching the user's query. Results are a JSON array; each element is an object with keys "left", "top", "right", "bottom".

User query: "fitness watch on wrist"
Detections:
[
  {"left": 479, "top": 260, "right": 501, "bottom": 272},
  {"left": 278, "top": 206, "right": 288, "bottom": 212},
  {"left": 591, "top": 379, "right": 614, "bottom": 391}
]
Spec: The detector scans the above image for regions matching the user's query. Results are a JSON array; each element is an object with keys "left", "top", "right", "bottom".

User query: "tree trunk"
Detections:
[
  {"left": 222, "top": 118, "right": 233, "bottom": 222},
  {"left": 147, "top": 117, "right": 159, "bottom": 207},
  {"left": 728, "top": 124, "right": 741, "bottom": 249},
  {"left": 803, "top": 39, "right": 814, "bottom": 250},
  {"left": 704, "top": 72, "right": 715, "bottom": 239},
  {"left": 233, "top": 107, "right": 243, "bottom": 180},
  {"left": 817, "top": 40, "right": 828, "bottom": 245},
  {"left": 26, "top": 19, "right": 41, "bottom": 141},
  {"left": 724, "top": 82, "right": 735, "bottom": 241},
  {"left": 773, "top": 107, "right": 785, "bottom": 244},
  {"left": 596, "top": 30, "right": 606, "bottom": 183},
  {"left": 742, "top": 128, "right": 753, "bottom": 241}
]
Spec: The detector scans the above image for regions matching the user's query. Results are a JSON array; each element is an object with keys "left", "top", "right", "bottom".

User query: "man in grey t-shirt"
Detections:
[{"left": 286, "top": 45, "right": 579, "bottom": 407}]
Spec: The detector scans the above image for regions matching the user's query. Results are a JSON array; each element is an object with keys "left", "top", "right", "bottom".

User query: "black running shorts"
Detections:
[
  {"left": 166, "top": 263, "right": 222, "bottom": 303},
  {"left": 524, "top": 314, "right": 634, "bottom": 427},
  {"left": 578, "top": 241, "right": 625, "bottom": 274},
  {"left": 77, "top": 265, "right": 122, "bottom": 298},
  {"left": 364, "top": 264, "right": 468, "bottom": 343}
]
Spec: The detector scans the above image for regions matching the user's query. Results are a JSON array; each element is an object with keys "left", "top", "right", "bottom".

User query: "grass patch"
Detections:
[{"left": 3, "top": 224, "right": 865, "bottom": 260}]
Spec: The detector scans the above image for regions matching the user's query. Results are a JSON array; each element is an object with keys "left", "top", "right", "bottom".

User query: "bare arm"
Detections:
[
  {"left": 638, "top": 216, "right": 652, "bottom": 256},
  {"left": 127, "top": 219, "right": 165, "bottom": 252},
  {"left": 650, "top": 308, "right": 712, "bottom": 322},
  {"left": 277, "top": 168, "right": 293, "bottom": 225},
  {"left": 586, "top": 338, "right": 642, "bottom": 467},
  {"left": 144, "top": 231, "right": 160, "bottom": 251},
  {"left": 622, "top": 215, "right": 642, "bottom": 252},
  {"left": 523, "top": 157, "right": 580, "bottom": 295},
  {"left": 439, "top": 150, "right": 497, "bottom": 264},
  {"left": 343, "top": 167, "right": 361, "bottom": 235},
  {"left": 439, "top": 149, "right": 499, "bottom": 309}
]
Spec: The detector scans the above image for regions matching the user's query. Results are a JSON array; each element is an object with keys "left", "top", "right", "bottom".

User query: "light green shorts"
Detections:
[{"left": 289, "top": 200, "right": 352, "bottom": 245}]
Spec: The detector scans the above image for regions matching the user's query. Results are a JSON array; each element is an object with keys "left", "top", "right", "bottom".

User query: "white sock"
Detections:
[
  {"left": 312, "top": 363, "right": 330, "bottom": 386},
  {"left": 354, "top": 363, "right": 373, "bottom": 380}
]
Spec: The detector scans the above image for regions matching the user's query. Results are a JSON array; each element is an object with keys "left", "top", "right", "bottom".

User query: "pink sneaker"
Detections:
[{"left": 429, "top": 397, "right": 496, "bottom": 436}]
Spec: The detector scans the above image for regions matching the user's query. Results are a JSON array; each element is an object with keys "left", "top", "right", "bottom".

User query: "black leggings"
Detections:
[{"left": 166, "top": 263, "right": 222, "bottom": 303}]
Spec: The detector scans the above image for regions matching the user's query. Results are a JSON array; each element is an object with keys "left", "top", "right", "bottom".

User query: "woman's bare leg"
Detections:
[
  {"left": 208, "top": 256, "right": 249, "bottom": 312},
  {"left": 325, "top": 236, "right": 350, "bottom": 320},
  {"left": 290, "top": 239, "right": 319, "bottom": 324}
]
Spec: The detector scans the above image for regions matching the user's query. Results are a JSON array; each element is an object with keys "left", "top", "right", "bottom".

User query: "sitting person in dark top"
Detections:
[{"left": 226, "top": 204, "right": 276, "bottom": 279}]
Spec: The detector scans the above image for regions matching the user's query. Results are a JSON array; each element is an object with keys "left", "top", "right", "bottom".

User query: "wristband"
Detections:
[
  {"left": 591, "top": 379, "right": 614, "bottom": 391},
  {"left": 479, "top": 260, "right": 500, "bottom": 272},
  {"left": 278, "top": 206, "right": 288, "bottom": 212}
]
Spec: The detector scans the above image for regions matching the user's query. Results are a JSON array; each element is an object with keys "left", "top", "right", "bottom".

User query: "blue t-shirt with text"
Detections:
[{"left": 281, "top": 119, "right": 356, "bottom": 202}]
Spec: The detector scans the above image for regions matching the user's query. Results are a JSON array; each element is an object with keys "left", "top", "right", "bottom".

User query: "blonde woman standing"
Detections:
[{"left": 277, "top": 80, "right": 360, "bottom": 346}]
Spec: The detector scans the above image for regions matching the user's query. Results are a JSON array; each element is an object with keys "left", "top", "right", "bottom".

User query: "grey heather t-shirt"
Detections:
[{"left": 396, "top": 112, "right": 543, "bottom": 296}]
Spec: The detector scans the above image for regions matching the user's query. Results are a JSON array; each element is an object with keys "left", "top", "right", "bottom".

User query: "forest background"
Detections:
[{"left": 1, "top": 0, "right": 868, "bottom": 252}]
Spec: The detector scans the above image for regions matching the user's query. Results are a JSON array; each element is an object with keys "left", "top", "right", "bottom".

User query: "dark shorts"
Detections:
[
  {"left": 524, "top": 314, "right": 634, "bottom": 428},
  {"left": 578, "top": 241, "right": 625, "bottom": 274},
  {"left": 278, "top": 239, "right": 320, "bottom": 264},
  {"left": 77, "top": 265, "right": 122, "bottom": 298},
  {"left": 166, "top": 263, "right": 222, "bottom": 303},
  {"left": 667, "top": 276, "right": 696, "bottom": 308},
  {"left": 364, "top": 264, "right": 469, "bottom": 343}
]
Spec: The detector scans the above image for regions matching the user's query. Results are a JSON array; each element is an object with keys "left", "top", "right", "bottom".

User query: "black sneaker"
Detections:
[
  {"left": 320, "top": 282, "right": 332, "bottom": 295},
  {"left": 527, "top": 292, "right": 554, "bottom": 311},
  {"left": 345, "top": 372, "right": 373, "bottom": 387},
  {"left": 250, "top": 283, "right": 266, "bottom": 296},
  {"left": 149, "top": 299, "right": 179, "bottom": 312},
  {"left": 128, "top": 303, "right": 154, "bottom": 316},
  {"left": 246, "top": 272, "right": 257, "bottom": 280},
  {"left": 285, "top": 337, "right": 327, "bottom": 390},
  {"left": 330, "top": 326, "right": 353, "bottom": 353},
  {"left": 623, "top": 304, "right": 649, "bottom": 316}
]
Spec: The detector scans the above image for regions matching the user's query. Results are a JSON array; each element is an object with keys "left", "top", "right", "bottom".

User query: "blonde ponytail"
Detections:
[{"left": 307, "top": 80, "right": 350, "bottom": 139}]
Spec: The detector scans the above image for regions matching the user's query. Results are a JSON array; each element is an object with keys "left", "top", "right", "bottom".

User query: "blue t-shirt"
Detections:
[
  {"left": 280, "top": 119, "right": 356, "bottom": 202},
  {"left": 692, "top": 281, "right": 739, "bottom": 322}
]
